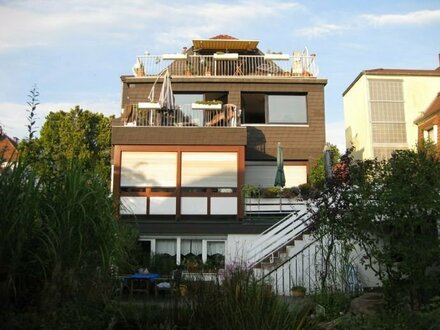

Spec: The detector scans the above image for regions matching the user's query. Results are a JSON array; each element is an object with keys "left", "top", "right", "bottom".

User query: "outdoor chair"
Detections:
[
  {"left": 205, "top": 104, "right": 239, "bottom": 127},
  {"left": 154, "top": 275, "right": 176, "bottom": 297},
  {"left": 234, "top": 60, "right": 245, "bottom": 76}
]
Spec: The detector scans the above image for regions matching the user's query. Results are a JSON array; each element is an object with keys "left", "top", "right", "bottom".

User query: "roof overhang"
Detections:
[{"left": 192, "top": 39, "right": 259, "bottom": 51}]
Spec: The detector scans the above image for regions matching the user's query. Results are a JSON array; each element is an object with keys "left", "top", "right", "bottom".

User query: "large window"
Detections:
[
  {"left": 267, "top": 95, "right": 307, "bottom": 123},
  {"left": 241, "top": 93, "right": 307, "bottom": 124},
  {"left": 174, "top": 93, "right": 203, "bottom": 107},
  {"left": 149, "top": 238, "right": 226, "bottom": 269},
  {"left": 181, "top": 152, "right": 237, "bottom": 188},
  {"left": 245, "top": 161, "right": 307, "bottom": 187},
  {"left": 121, "top": 152, "right": 177, "bottom": 187},
  {"left": 174, "top": 93, "right": 228, "bottom": 127}
]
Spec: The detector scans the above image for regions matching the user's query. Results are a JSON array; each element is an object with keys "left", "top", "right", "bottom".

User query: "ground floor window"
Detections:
[
  {"left": 181, "top": 239, "right": 203, "bottom": 271},
  {"left": 144, "top": 237, "right": 226, "bottom": 272},
  {"left": 207, "top": 241, "right": 225, "bottom": 270}
]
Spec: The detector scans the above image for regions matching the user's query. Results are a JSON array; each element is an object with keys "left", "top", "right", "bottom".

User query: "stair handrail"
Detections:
[
  {"left": 247, "top": 203, "right": 316, "bottom": 268},
  {"left": 250, "top": 201, "right": 308, "bottom": 246},
  {"left": 259, "top": 235, "right": 320, "bottom": 283}
]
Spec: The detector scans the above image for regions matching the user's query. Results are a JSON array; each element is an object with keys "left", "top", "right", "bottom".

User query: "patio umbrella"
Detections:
[
  {"left": 159, "top": 70, "right": 175, "bottom": 110},
  {"left": 274, "top": 142, "right": 286, "bottom": 187}
]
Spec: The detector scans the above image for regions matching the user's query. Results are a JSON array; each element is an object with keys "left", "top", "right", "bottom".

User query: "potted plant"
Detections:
[
  {"left": 290, "top": 285, "right": 306, "bottom": 297},
  {"left": 191, "top": 100, "right": 223, "bottom": 110}
]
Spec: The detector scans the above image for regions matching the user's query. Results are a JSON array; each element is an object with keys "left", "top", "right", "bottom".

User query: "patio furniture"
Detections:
[
  {"left": 234, "top": 60, "right": 245, "bottom": 76},
  {"left": 124, "top": 272, "right": 160, "bottom": 296},
  {"left": 205, "top": 104, "right": 239, "bottom": 127},
  {"left": 154, "top": 276, "right": 176, "bottom": 296}
]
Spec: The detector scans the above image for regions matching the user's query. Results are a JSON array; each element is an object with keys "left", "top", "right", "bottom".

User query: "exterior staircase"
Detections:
[
  {"left": 246, "top": 201, "right": 314, "bottom": 269},
  {"left": 247, "top": 201, "right": 362, "bottom": 295}
]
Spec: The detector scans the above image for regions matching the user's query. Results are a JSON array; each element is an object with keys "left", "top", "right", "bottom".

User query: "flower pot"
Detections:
[
  {"left": 191, "top": 103, "right": 222, "bottom": 110},
  {"left": 179, "top": 285, "right": 188, "bottom": 297},
  {"left": 291, "top": 290, "right": 305, "bottom": 297}
]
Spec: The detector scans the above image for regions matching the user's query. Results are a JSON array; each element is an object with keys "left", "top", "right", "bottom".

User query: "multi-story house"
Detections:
[
  {"left": 343, "top": 67, "right": 440, "bottom": 160},
  {"left": 415, "top": 92, "right": 440, "bottom": 150},
  {"left": 111, "top": 35, "right": 326, "bottom": 269}
]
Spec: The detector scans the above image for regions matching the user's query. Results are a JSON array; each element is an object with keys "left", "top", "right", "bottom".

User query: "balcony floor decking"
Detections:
[{"left": 121, "top": 214, "right": 283, "bottom": 235}]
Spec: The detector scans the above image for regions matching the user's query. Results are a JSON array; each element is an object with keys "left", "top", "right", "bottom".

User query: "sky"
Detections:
[{"left": 0, "top": 0, "right": 439, "bottom": 151}]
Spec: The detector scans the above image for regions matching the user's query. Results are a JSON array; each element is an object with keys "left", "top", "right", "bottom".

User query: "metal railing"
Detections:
[
  {"left": 246, "top": 202, "right": 314, "bottom": 268},
  {"left": 245, "top": 197, "right": 306, "bottom": 215},
  {"left": 123, "top": 103, "right": 241, "bottom": 127},
  {"left": 260, "top": 238, "right": 362, "bottom": 296},
  {"left": 133, "top": 54, "right": 319, "bottom": 78}
]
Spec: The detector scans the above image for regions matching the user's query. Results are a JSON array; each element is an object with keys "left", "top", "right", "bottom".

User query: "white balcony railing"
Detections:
[
  {"left": 123, "top": 103, "right": 242, "bottom": 128},
  {"left": 132, "top": 54, "right": 319, "bottom": 78}
]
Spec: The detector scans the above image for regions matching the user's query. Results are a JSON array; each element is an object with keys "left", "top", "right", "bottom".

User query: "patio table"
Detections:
[{"left": 124, "top": 272, "right": 160, "bottom": 296}]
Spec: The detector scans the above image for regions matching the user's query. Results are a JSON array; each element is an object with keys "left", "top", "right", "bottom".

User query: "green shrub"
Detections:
[
  {"left": 0, "top": 160, "right": 137, "bottom": 327},
  {"left": 311, "top": 290, "right": 351, "bottom": 321}
]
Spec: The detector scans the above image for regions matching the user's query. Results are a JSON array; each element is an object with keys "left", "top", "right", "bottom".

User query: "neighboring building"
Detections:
[
  {"left": 0, "top": 126, "right": 18, "bottom": 168},
  {"left": 415, "top": 92, "right": 440, "bottom": 149},
  {"left": 111, "top": 35, "right": 326, "bottom": 266},
  {"left": 343, "top": 67, "right": 440, "bottom": 160}
]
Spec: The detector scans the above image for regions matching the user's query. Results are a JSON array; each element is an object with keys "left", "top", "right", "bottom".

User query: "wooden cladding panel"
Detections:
[
  {"left": 112, "top": 127, "right": 247, "bottom": 146},
  {"left": 119, "top": 77, "right": 325, "bottom": 165}
]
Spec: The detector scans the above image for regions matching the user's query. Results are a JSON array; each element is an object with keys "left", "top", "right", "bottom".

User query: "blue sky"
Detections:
[{"left": 0, "top": 0, "right": 439, "bottom": 151}]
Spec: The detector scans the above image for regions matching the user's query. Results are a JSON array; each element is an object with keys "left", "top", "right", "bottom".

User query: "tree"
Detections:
[
  {"left": 309, "top": 144, "right": 340, "bottom": 188},
  {"left": 313, "top": 145, "right": 440, "bottom": 310},
  {"left": 30, "top": 106, "right": 112, "bottom": 183}
]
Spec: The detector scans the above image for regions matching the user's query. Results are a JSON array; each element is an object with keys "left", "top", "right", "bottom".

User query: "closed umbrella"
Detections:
[
  {"left": 159, "top": 70, "right": 175, "bottom": 110},
  {"left": 274, "top": 142, "right": 286, "bottom": 187}
]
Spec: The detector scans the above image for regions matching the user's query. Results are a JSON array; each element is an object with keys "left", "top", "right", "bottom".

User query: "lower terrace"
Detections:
[{"left": 122, "top": 103, "right": 241, "bottom": 128}]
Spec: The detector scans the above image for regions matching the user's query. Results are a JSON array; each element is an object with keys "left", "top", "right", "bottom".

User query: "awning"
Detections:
[{"left": 192, "top": 39, "right": 259, "bottom": 51}]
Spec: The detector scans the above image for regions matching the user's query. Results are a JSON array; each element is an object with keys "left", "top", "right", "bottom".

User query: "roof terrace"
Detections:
[{"left": 132, "top": 37, "right": 319, "bottom": 78}]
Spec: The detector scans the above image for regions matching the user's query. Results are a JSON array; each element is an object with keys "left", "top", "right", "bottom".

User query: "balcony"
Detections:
[
  {"left": 122, "top": 103, "right": 241, "bottom": 128},
  {"left": 133, "top": 53, "right": 319, "bottom": 78}
]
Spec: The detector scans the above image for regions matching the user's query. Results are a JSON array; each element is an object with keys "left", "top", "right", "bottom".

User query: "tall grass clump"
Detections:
[
  {"left": 0, "top": 160, "right": 137, "bottom": 328},
  {"left": 181, "top": 266, "right": 317, "bottom": 329},
  {"left": 107, "top": 266, "right": 317, "bottom": 329}
]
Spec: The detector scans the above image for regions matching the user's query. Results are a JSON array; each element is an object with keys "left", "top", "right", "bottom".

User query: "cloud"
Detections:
[
  {"left": 0, "top": 100, "right": 120, "bottom": 139},
  {"left": 363, "top": 9, "right": 440, "bottom": 26},
  {"left": 0, "top": 0, "right": 302, "bottom": 53},
  {"left": 296, "top": 23, "right": 346, "bottom": 38}
]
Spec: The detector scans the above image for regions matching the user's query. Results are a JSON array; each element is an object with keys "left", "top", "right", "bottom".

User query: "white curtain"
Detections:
[
  {"left": 181, "top": 239, "right": 202, "bottom": 255},
  {"left": 121, "top": 152, "right": 177, "bottom": 187},
  {"left": 181, "top": 152, "right": 237, "bottom": 187},
  {"left": 207, "top": 241, "right": 225, "bottom": 256},
  {"left": 156, "top": 239, "right": 177, "bottom": 256}
]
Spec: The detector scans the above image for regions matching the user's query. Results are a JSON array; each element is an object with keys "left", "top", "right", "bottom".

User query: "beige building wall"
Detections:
[
  {"left": 343, "top": 75, "right": 371, "bottom": 159},
  {"left": 401, "top": 76, "right": 440, "bottom": 147},
  {"left": 344, "top": 73, "right": 440, "bottom": 160}
]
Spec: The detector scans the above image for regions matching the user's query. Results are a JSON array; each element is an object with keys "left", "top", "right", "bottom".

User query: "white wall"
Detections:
[
  {"left": 343, "top": 75, "right": 371, "bottom": 158},
  {"left": 245, "top": 162, "right": 307, "bottom": 187},
  {"left": 225, "top": 234, "right": 259, "bottom": 265}
]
